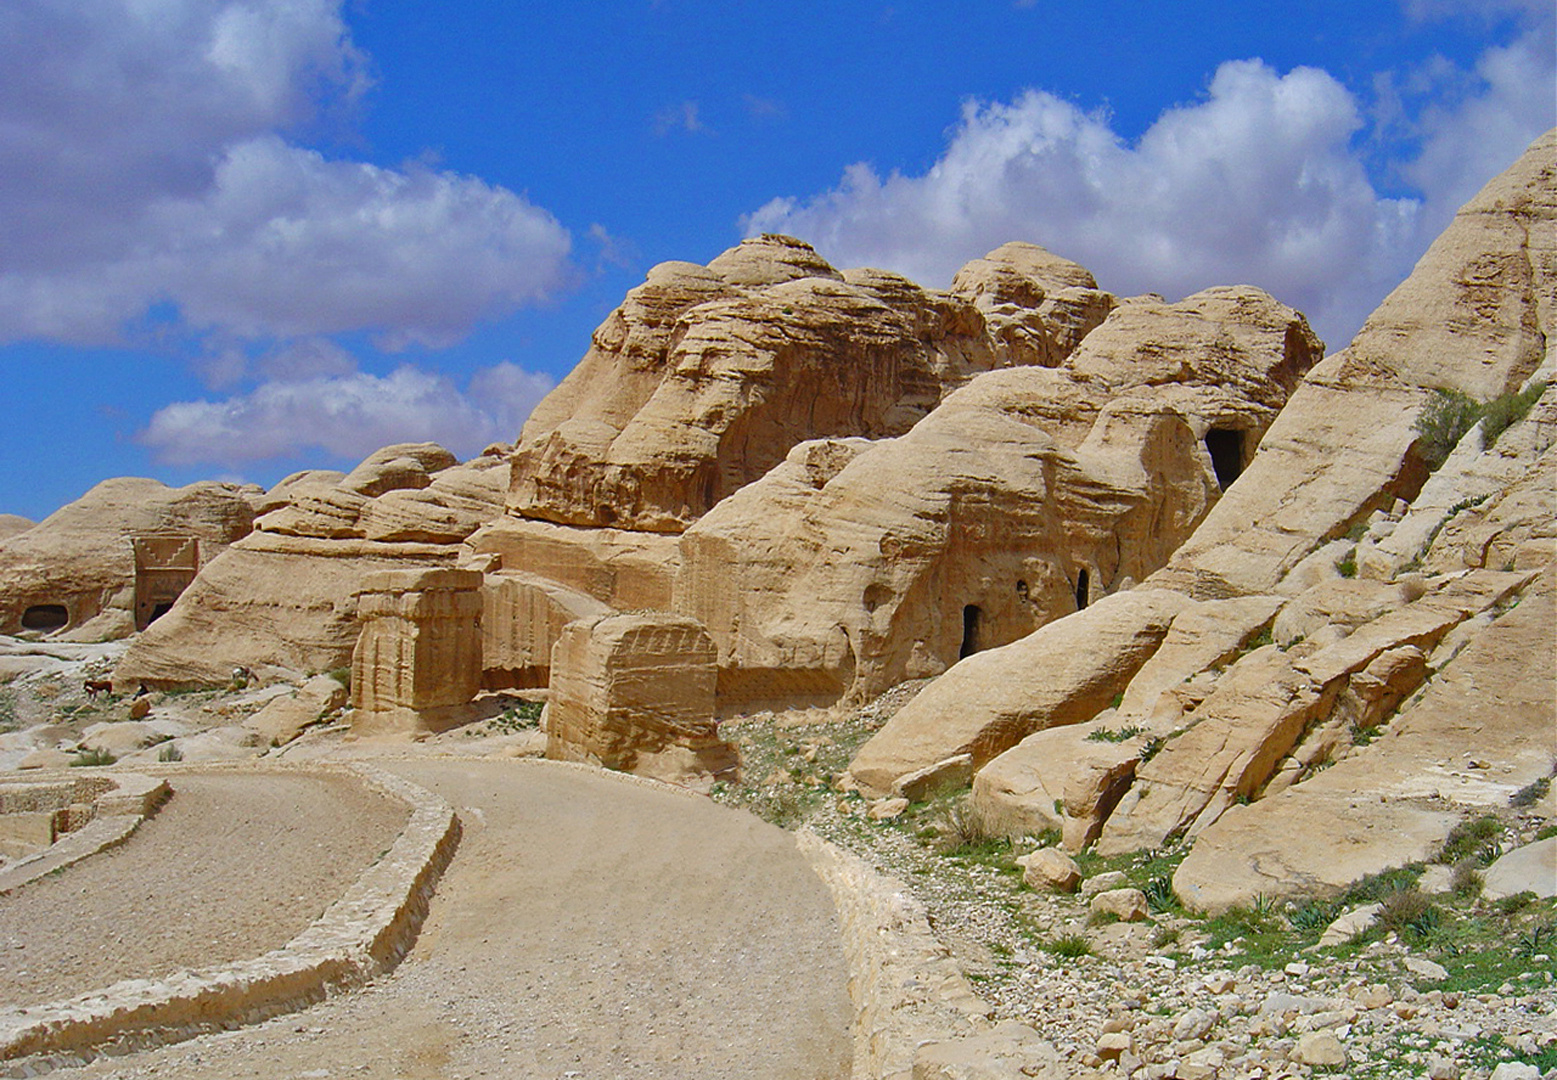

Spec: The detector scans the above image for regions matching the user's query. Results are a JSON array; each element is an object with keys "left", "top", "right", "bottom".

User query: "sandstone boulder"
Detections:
[
  {"left": 546, "top": 611, "right": 736, "bottom": 788},
  {"left": 1481, "top": 837, "right": 1556, "bottom": 901},
  {"left": 971, "top": 720, "right": 1145, "bottom": 847},
  {"left": 848, "top": 589, "right": 1189, "bottom": 797},
  {"left": 1174, "top": 569, "right": 1555, "bottom": 912},
  {"left": 1020, "top": 848, "right": 1081, "bottom": 893},
  {"left": 0, "top": 515, "right": 34, "bottom": 542},
  {"left": 0, "top": 478, "right": 257, "bottom": 642},
  {"left": 246, "top": 673, "right": 350, "bottom": 746},
  {"left": 480, "top": 572, "right": 613, "bottom": 690}
]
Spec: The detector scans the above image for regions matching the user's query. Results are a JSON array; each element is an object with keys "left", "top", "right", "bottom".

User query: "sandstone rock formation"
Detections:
[
  {"left": 545, "top": 611, "right": 736, "bottom": 788},
  {"left": 0, "top": 517, "right": 33, "bottom": 543},
  {"left": 507, "top": 235, "right": 1061, "bottom": 534},
  {"left": 351, "top": 569, "right": 483, "bottom": 734},
  {"left": 681, "top": 286, "right": 1319, "bottom": 711},
  {"left": 114, "top": 445, "right": 504, "bottom": 689},
  {"left": 846, "top": 128, "right": 1557, "bottom": 908},
  {"left": 0, "top": 478, "right": 258, "bottom": 642}
]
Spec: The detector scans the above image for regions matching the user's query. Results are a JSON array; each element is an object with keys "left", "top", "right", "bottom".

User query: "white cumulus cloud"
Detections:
[
  {"left": 0, "top": 0, "right": 574, "bottom": 350},
  {"left": 139, "top": 361, "right": 556, "bottom": 466},
  {"left": 745, "top": 13, "right": 1554, "bottom": 349}
]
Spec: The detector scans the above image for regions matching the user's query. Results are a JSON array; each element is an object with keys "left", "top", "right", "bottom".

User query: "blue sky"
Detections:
[{"left": 1, "top": 0, "right": 1552, "bottom": 521}]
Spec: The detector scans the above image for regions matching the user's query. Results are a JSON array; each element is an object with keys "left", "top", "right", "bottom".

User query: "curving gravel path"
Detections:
[
  {"left": 29, "top": 758, "right": 854, "bottom": 1080},
  {"left": 0, "top": 771, "right": 409, "bottom": 1008}
]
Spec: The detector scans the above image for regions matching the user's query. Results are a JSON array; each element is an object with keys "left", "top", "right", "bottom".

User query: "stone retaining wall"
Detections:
[
  {"left": 796, "top": 828, "right": 994, "bottom": 1080},
  {"left": 0, "top": 764, "right": 459, "bottom": 1074}
]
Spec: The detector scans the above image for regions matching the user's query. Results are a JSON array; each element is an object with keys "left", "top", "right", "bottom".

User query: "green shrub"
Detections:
[
  {"left": 1086, "top": 725, "right": 1146, "bottom": 743},
  {"left": 157, "top": 743, "right": 184, "bottom": 763},
  {"left": 1047, "top": 933, "right": 1092, "bottom": 959},
  {"left": 1480, "top": 380, "right": 1547, "bottom": 448},
  {"left": 1336, "top": 551, "right": 1358, "bottom": 578},
  {"left": 1414, "top": 389, "right": 1484, "bottom": 470},
  {"left": 1438, "top": 815, "right": 1503, "bottom": 865},
  {"left": 71, "top": 746, "right": 117, "bottom": 767},
  {"left": 1377, "top": 888, "right": 1438, "bottom": 941}
]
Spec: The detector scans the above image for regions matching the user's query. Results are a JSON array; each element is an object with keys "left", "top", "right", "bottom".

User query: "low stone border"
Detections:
[
  {"left": 797, "top": 828, "right": 996, "bottom": 1080},
  {"left": 0, "top": 763, "right": 460, "bottom": 1075},
  {"left": 0, "top": 773, "right": 170, "bottom": 896}
]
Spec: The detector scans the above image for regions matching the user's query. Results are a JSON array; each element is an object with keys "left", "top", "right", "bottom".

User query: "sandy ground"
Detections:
[
  {"left": 0, "top": 771, "right": 410, "bottom": 1007},
  {"left": 27, "top": 758, "right": 854, "bottom": 1080}
]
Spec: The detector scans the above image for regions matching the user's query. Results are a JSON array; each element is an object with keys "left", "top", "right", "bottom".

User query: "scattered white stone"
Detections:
[
  {"left": 1291, "top": 1030, "right": 1347, "bottom": 1067},
  {"left": 1089, "top": 888, "right": 1148, "bottom": 922},
  {"left": 1080, "top": 870, "right": 1128, "bottom": 898},
  {"left": 1404, "top": 956, "right": 1449, "bottom": 982}
]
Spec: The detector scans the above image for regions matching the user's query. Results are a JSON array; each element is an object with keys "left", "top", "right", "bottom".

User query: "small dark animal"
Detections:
[{"left": 83, "top": 679, "right": 114, "bottom": 699}]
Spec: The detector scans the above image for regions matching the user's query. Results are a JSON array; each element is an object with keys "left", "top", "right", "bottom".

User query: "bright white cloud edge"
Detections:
[
  {"left": 139, "top": 362, "right": 555, "bottom": 468},
  {"left": 744, "top": 37, "right": 1554, "bottom": 350}
]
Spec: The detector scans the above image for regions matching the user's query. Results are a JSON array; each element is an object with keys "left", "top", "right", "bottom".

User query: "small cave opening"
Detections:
[
  {"left": 1015, "top": 579, "right": 1029, "bottom": 600},
  {"left": 1074, "top": 569, "right": 1090, "bottom": 611},
  {"left": 960, "top": 604, "right": 982, "bottom": 660},
  {"left": 21, "top": 604, "right": 69, "bottom": 632},
  {"left": 1205, "top": 428, "right": 1245, "bottom": 491},
  {"left": 148, "top": 601, "right": 175, "bottom": 625}
]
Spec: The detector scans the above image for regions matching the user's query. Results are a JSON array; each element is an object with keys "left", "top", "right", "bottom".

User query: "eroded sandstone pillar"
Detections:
[
  {"left": 546, "top": 612, "right": 736, "bottom": 788},
  {"left": 351, "top": 568, "right": 483, "bottom": 734}
]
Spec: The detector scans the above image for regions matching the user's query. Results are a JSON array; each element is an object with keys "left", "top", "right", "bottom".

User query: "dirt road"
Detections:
[{"left": 34, "top": 758, "right": 854, "bottom": 1080}]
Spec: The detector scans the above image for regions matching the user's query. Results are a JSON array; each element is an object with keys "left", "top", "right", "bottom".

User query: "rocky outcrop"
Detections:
[
  {"left": 683, "top": 287, "right": 1320, "bottom": 709},
  {"left": 0, "top": 478, "right": 257, "bottom": 642},
  {"left": 1174, "top": 568, "right": 1555, "bottom": 912},
  {"left": 508, "top": 236, "right": 1113, "bottom": 533},
  {"left": 110, "top": 444, "right": 511, "bottom": 690},
  {"left": 848, "top": 589, "right": 1190, "bottom": 796},
  {"left": 0, "top": 516, "right": 33, "bottom": 543},
  {"left": 545, "top": 612, "right": 736, "bottom": 788},
  {"left": 844, "top": 130, "right": 1556, "bottom": 908},
  {"left": 1153, "top": 129, "right": 1554, "bottom": 600},
  {"left": 255, "top": 443, "right": 505, "bottom": 544}
]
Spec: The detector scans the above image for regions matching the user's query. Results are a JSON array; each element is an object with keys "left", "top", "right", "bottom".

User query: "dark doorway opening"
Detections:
[
  {"left": 21, "top": 604, "right": 68, "bottom": 632},
  {"left": 149, "top": 602, "right": 175, "bottom": 625},
  {"left": 1075, "top": 569, "right": 1090, "bottom": 611},
  {"left": 1205, "top": 428, "right": 1245, "bottom": 490},
  {"left": 960, "top": 605, "right": 981, "bottom": 659}
]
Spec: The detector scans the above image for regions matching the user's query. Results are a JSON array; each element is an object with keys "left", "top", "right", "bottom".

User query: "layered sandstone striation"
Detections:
[
  {"left": 0, "top": 478, "right": 257, "bottom": 643},
  {"left": 114, "top": 445, "right": 506, "bottom": 688},
  {"left": 546, "top": 612, "right": 736, "bottom": 788},
  {"left": 351, "top": 569, "right": 484, "bottom": 735},
  {"left": 506, "top": 235, "right": 1113, "bottom": 533},
  {"left": 682, "top": 286, "right": 1320, "bottom": 709}
]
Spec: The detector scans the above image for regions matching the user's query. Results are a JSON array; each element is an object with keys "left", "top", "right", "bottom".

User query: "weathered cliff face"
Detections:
[
  {"left": 679, "top": 286, "right": 1321, "bottom": 708},
  {"left": 849, "top": 129, "right": 1556, "bottom": 909},
  {"left": 506, "top": 235, "right": 1115, "bottom": 533},
  {"left": 0, "top": 478, "right": 258, "bottom": 643},
  {"left": 113, "top": 444, "right": 508, "bottom": 688}
]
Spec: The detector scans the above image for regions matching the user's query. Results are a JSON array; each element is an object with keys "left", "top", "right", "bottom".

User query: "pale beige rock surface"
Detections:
[
  {"left": 972, "top": 719, "right": 1144, "bottom": 846},
  {"left": 1174, "top": 570, "right": 1555, "bottom": 912},
  {"left": 0, "top": 516, "right": 33, "bottom": 542},
  {"left": 546, "top": 611, "right": 736, "bottom": 787},
  {"left": 1153, "top": 130, "right": 1554, "bottom": 600},
  {"left": 849, "top": 589, "right": 1189, "bottom": 796},
  {"left": 0, "top": 478, "right": 257, "bottom": 641},
  {"left": 511, "top": 235, "right": 1013, "bottom": 533},
  {"left": 351, "top": 568, "right": 484, "bottom": 735},
  {"left": 113, "top": 532, "right": 456, "bottom": 689},
  {"left": 245, "top": 674, "right": 349, "bottom": 747},
  {"left": 685, "top": 287, "right": 1317, "bottom": 708}
]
